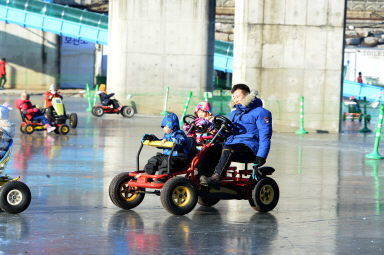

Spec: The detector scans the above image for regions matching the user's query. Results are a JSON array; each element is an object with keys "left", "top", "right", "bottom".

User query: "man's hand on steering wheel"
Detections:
[{"left": 213, "top": 115, "right": 236, "bottom": 135}]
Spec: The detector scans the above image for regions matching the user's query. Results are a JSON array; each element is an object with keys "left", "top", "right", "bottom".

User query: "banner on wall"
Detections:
[{"left": 60, "top": 37, "right": 95, "bottom": 89}]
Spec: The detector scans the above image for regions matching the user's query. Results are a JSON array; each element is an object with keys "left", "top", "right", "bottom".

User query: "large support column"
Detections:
[
  {"left": 233, "top": 0, "right": 346, "bottom": 132},
  {"left": 107, "top": 0, "right": 215, "bottom": 114}
]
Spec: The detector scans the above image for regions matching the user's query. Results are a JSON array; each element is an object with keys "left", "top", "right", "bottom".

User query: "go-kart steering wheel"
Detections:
[
  {"left": 183, "top": 115, "right": 207, "bottom": 133},
  {"left": 213, "top": 115, "right": 236, "bottom": 134}
]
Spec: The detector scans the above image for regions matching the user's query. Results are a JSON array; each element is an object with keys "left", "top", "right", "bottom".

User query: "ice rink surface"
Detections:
[{"left": 0, "top": 95, "right": 384, "bottom": 254}]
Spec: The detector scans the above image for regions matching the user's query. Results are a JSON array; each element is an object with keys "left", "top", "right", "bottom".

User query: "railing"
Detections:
[{"left": 0, "top": 0, "right": 108, "bottom": 44}]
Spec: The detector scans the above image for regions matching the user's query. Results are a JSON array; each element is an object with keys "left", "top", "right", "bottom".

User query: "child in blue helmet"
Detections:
[{"left": 143, "top": 113, "right": 189, "bottom": 175}]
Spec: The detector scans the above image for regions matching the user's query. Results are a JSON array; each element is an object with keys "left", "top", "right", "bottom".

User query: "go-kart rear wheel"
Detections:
[
  {"left": 160, "top": 177, "right": 198, "bottom": 215},
  {"left": 93, "top": 106, "right": 104, "bottom": 117},
  {"left": 0, "top": 181, "right": 31, "bottom": 214},
  {"left": 109, "top": 172, "right": 145, "bottom": 210},
  {"left": 20, "top": 125, "right": 26, "bottom": 134},
  {"left": 24, "top": 124, "right": 34, "bottom": 134},
  {"left": 197, "top": 195, "right": 220, "bottom": 207},
  {"left": 69, "top": 113, "right": 78, "bottom": 128},
  {"left": 59, "top": 124, "right": 70, "bottom": 135},
  {"left": 249, "top": 177, "right": 279, "bottom": 212},
  {"left": 121, "top": 106, "right": 135, "bottom": 118}
]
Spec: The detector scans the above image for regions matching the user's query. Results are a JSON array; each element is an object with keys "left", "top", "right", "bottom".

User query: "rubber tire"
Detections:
[
  {"left": 24, "top": 124, "right": 34, "bottom": 134},
  {"left": 59, "top": 124, "right": 70, "bottom": 135},
  {"left": 249, "top": 177, "right": 279, "bottom": 212},
  {"left": 109, "top": 172, "right": 145, "bottom": 210},
  {"left": 160, "top": 177, "right": 198, "bottom": 215},
  {"left": 69, "top": 113, "right": 78, "bottom": 128},
  {"left": 197, "top": 195, "right": 220, "bottom": 207},
  {"left": 20, "top": 125, "right": 26, "bottom": 134},
  {"left": 93, "top": 107, "right": 104, "bottom": 117},
  {"left": 121, "top": 106, "right": 135, "bottom": 118},
  {"left": 0, "top": 181, "right": 31, "bottom": 214},
  {"left": 91, "top": 107, "right": 97, "bottom": 116}
]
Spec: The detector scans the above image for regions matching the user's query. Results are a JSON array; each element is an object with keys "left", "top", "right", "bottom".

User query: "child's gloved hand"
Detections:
[
  {"left": 33, "top": 108, "right": 39, "bottom": 113},
  {"left": 195, "top": 118, "right": 208, "bottom": 127},
  {"left": 142, "top": 134, "right": 158, "bottom": 142},
  {"left": 183, "top": 122, "right": 191, "bottom": 131}
]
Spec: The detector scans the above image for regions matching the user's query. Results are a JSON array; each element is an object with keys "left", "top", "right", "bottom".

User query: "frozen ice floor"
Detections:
[{"left": 0, "top": 95, "right": 384, "bottom": 254}]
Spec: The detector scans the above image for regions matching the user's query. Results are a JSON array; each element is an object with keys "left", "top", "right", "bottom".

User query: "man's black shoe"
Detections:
[
  {"left": 200, "top": 175, "right": 210, "bottom": 186},
  {"left": 209, "top": 173, "right": 221, "bottom": 184},
  {"left": 200, "top": 173, "right": 221, "bottom": 186}
]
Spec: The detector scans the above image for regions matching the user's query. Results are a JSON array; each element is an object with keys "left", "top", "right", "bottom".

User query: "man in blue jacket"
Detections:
[{"left": 200, "top": 84, "right": 272, "bottom": 185}]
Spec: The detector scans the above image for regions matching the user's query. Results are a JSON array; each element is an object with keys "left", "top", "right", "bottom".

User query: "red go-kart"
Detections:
[
  {"left": 18, "top": 111, "right": 69, "bottom": 135},
  {"left": 92, "top": 105, "right": 134, "bottom": 118},
  {"left": 109, "top": 115, "right": 279, "bottom": 215}
]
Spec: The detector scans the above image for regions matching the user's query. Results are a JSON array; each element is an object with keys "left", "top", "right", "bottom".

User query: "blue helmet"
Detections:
[{"left": 161, "top": 112, "right": 180, "bottom": 132}]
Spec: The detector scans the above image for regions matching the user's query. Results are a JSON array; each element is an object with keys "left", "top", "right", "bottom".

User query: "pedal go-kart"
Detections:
[
  {"left": 92, "top": 104, "right": 135, "bottom": 118},
  {"left": 19, "top": 114, "right": 70, "bottom": 135},
  {"left": 342, "top": 98, "right": 371, "bottom": 122},
  {"left": 0, "top": 132, "right": 31, "bottom": 213},
  {"left": 48, "top": 95, "right": 78, "bottom": 129},
  {"left": 109, "top": 115, "right": 279, "bottom": 215}
]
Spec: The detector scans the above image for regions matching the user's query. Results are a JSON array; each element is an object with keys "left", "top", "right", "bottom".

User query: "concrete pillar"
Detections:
[
  {"left": 233, "top": 0, "right": 346, "bottom": 133},
  {"left": 107, "top": 0, "right": 215, "bottom": 114}
]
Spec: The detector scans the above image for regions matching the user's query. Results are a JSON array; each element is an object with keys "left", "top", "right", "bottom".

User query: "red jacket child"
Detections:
[
  {"left": 45, "top": 84, "right": 62, "bottom": 108},
  {"left": 15, "top": 92, "right": 56, "bottom": 133}
]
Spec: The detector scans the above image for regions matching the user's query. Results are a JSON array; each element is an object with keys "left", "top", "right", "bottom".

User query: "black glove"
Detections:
[
  {"left": 254, "top": 156, "right": 266, "bottom": 167},
  {"left": 142, "top": 134, "right": 158, "bottom": 142}
]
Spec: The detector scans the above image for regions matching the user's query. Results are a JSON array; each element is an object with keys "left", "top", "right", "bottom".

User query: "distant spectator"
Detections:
[
  {"left": 357, "top": 72, "right": 363, "bottom": 84},
  {"left": 0, "top": 58, "right": 6, "bottom": 90}
]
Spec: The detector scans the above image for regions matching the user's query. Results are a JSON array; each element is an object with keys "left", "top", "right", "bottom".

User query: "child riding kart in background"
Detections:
[
  {"left": 45, "top": 84, "right": 62, "bottom": 122},
  {"left": 183, "top": 101, "right": 223, "bottom": 179},
  {"left": 143, "top": 113, "right": 189, "bottom": 178},
  {"left": 183, "top": 101, "right": 216, "bottom": 145},
  {"left": 97, "top": 84, "right": 121, "bottom": 110},
  {"left": 15, "top": 91, "right": 56, "bottom": 133}
]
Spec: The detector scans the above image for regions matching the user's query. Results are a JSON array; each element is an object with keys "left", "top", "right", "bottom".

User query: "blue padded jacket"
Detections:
[
  {"left": 225, "top": 91, "right": 272, "bottom": 159},
  {"left": 161, "top": 113, "right": 188, "bottom": 158}
]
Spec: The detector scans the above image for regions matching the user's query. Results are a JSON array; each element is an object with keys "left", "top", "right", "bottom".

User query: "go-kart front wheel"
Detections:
[
  {"left": 160, "top": 177, "right": 198, "bottom": 215},
  {"left": 0, "top": 181, "right": 31, "bottom": 214},
  {"left": 59, "top": 124, "right": 70, "bottom": 135},
  {"left": 24, "top": 124, "right": 34, "bottom": 134},
  {"left": 20, "top": 125, "right": 26, "bottom": 134},
  {"left": 69, "top": 113, "right": 78, "bottom": 128},
  {"left": 249, "top": 177, "right": 279, "bottom": 212},
  {"left": 121, "top": 106, "right": 135, "bottom": 118},
  {"left": 109, "top": 172, "right": 145, "bottom": 210},
  {"left": 92, "top": 107, "right": 104, "bottom": 117}
]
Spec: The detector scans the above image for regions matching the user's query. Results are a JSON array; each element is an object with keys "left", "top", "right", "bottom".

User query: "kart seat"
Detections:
[{"left": 232, "top": 158, "right": 275, "bottom": 176}]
